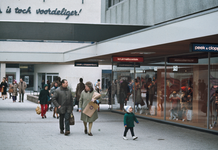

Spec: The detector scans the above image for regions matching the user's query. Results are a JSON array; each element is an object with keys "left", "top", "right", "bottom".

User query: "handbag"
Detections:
[
  {"left": 8, "top": 88, "right": 13, "bottom": 93},
  {"left": 69, "top": 113, "right": 75, "bottom": 125},
  {"left": 1, "top": 87, "right": 4, "bottom": 93}
]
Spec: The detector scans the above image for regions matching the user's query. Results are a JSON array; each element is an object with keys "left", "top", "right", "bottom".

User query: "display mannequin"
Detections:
[
  {"left": 210, "top": 90, "right": 218, "bottom": 128},
  {"left": 169, "top": 91, "right": 180, "bottom": 120}
]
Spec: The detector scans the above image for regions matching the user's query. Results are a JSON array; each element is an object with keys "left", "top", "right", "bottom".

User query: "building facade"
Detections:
[
  {"left": 0, "top": 0, "right": 218, "bottom": 133},
  {"left": 100, "top": 0, "right": 218, "bottom": 133}
]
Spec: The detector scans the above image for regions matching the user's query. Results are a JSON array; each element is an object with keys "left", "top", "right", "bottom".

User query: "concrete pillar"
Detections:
[
  {"left": 1, "top": 63, "right": 6, "bottom": 80},
  {"left": 192, "top": 65, "right": 200, "bottom": 123}
]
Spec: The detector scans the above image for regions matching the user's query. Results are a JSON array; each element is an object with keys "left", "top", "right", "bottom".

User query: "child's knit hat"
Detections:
[{"left": 124, "top": 105, "right": 131, "bottom": 113}]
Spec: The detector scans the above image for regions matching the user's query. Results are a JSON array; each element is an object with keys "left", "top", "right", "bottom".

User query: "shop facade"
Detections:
[
  {"left": 109, "top": 51, "right": 218, "bottom": 133},
  {"left": 98, "top": 0, "right": 218, "bottom": 133}
]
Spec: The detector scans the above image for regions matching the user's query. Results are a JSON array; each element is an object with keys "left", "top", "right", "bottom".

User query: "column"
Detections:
[{"left": 1, "top": 63, "right": 6, "bottom": 80}]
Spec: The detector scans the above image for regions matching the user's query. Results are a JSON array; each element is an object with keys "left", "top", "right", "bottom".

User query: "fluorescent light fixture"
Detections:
[
  {"left": 131, "top": 52, "right": 156, "bottom": 55},
  {"left": 130, "top": 70, "right": 143, "bottom": 73},
  {"left": 87, "top": 59, "right": 105, "bottom": 61},
  {"left": 20, "top": 66, "right": 28, "bottom": 69}
]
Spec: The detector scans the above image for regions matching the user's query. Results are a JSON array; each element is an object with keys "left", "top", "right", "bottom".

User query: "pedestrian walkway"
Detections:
[{"left": 0, "top": 94, "right": 218, "bottom": 150}]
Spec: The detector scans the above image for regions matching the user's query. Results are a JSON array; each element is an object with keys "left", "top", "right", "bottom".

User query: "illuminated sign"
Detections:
[
  {"left": 113, "top": 57, "right": 143, "bottom": 62},
  {"left": 191, "top": 43, "right": 218, "bottom": 52}
]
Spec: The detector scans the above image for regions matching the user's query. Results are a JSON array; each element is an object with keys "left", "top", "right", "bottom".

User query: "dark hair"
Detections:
[
  {"left": 97, "top": 79, "right": 100, "bottom": 82},
  {"left": 61, "top": 79, "right": 67, "bottom": 84},
  {"left": 80, "top": 78, "right": 83, "bottom": 82}
]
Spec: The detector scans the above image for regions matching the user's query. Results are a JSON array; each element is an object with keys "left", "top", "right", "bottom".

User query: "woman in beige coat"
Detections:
[
  {"left": 12, "top": 80, "right": 18, "bottom": 102},
  {"left": 79, "top": 81, "right": 100, "bottom": 136}
]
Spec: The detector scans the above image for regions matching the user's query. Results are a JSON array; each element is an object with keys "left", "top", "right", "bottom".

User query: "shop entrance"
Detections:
[{"left": 38, "top": 73, "right": 59, "bottom": 91}]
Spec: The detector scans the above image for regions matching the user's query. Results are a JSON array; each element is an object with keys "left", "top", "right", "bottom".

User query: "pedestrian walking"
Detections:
[
  {"left": 38, "top": 84, "right": 49, "bottom": 119},
  {"left": 12, "top": 80, "right": 18, "bottom": 102},
  {"left": 75, "top": 78, "right": 85, "bottom": 111},
  {"left": 94, "top": 79, "right": 101, "bottom": 93},
  {"left": 0, "top": 77, "right": 7, "bottom": 100},
  {"left": 123, "top": 105, "right": 139, "bottom": 140},
  {"left": 50, "top": 82, "right": 59, "bottom": 119},
  {"left": 52, "top": 79, "right": 73, "bottom": 136},
  {"left": 50, "top": 76, "right": 61, "bottom": 90},
  {"left": 18, "top": 78, "right": 27, "bottom": 102},
  {"left": 79, "top": 81, "right": 101, "bottom": 136},
  {"left": 47, "top": 80, "right": 51, "bottom": 91}
]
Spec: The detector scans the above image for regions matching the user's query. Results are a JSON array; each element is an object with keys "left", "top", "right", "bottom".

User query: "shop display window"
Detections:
[{"left": 111, "top": 53, "right": 218, "bottom": 131}]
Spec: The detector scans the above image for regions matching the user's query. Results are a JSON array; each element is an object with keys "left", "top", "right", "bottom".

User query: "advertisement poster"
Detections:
[
  {"left": 8, "top": 76, "right": 13, "bottom": 84},
  {"left": 24, "top": 76, "right": 29, "bottom": 85}
]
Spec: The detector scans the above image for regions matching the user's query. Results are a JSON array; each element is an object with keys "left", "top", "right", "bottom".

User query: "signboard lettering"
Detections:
[
  {"left": 75, "top": 62, "right": 98, "bottom": 67},
  {"left": 168, "top": 58, "right": 198, "bottom": 63},
  {"left": 191, "top": 43, "right": 218, "bottom": 52},
  {"left": 117, "top": 63, "right": 140, "bottom": 67},
  {"left": 113, "top": 57, "right": 143, "bottom": 62},
  {"left": 0, "top": 6, "right": 82, "bottom": 20}
]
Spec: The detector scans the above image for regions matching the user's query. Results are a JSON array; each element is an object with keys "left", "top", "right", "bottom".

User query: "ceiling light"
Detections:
[{"left": 131, "top": 52, "right": 156, "bottom": 55}]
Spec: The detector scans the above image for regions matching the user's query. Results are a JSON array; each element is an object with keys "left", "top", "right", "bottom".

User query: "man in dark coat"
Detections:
[
  {"left": 119, "top": 80, "right": 130, "bottom": 110},
  {"left": 52, "top": 79, "right": 73, "bottom": 136},
  {"left": 75, "top": 78, "right": 85, "bottom": 111}
]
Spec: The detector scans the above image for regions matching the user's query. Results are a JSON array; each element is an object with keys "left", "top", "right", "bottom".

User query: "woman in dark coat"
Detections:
[
  {"left": 38, "top": 84, "right": 49, "bottom": 119},
  {"left": 1, "top": 78, "right": 7, "bottom": 100}
]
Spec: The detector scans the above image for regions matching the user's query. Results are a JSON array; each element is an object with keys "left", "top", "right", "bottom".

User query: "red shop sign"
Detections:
[{"left": 113, "top": 57, "right": 144, "bottom": 62}]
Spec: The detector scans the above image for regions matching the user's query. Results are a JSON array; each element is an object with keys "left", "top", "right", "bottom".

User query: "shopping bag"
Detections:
[
  {"left": 187, "top": 110, "right": 192, "bottom": 121},
  {"left": 35, "top": 105, "right": 41, "bottom": 115},
  {"left": 70, "top": 113, "right": 75, "bottom": 125},
  {"left": 150, "top": 106, "right": 155, "bottom": 116},
  {"left": 83, "top": 102, "right": 99, "bottom": 117}
]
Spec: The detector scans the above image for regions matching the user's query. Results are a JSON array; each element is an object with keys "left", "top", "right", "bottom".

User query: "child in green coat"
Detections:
[{"left": 123, "top": 105, "right": 139, "bottom": 140}]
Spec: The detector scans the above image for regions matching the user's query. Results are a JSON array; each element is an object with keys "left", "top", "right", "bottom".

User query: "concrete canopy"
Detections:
[
  {"left": 0, "top": 9, "right": 218, "bottom": 64},
  {"left": 0, "top": 21, "right": 147, "bottom": 42}
]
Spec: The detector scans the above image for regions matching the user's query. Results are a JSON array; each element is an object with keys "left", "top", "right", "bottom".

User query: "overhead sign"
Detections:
[
  {"left": 168, "top": 58, "right": 198, "bottom": 63},
  {"left": 191, "top": 43, "right": 218, "bottom": 52},
  {"left": 117, "top": 63, "right": 140, "bottom": 67},
  {"left": 113, "top": 57, "right": 143, "bottom": 62},
  {"left": 75, "top": 62, "right": 98, "bottom": 67}
]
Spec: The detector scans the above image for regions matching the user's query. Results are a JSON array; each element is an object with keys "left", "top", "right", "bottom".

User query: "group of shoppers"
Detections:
[
  {"left": 106, "top": 77, "right": 156, "bottom": 112},
  {"left": 38, "top": 77, "right": 101, "bottom": 136},
  {"left": 0, "top": 77, "right": 27, "bottom": 102}
]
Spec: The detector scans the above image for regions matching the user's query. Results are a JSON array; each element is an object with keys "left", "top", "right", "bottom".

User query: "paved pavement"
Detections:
[{"left": 0, "top": 94, "right": 218, "bottom": 150}]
